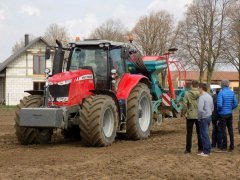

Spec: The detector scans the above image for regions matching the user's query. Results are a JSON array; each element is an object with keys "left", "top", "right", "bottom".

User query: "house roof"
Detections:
[
  {"left": 183, "top": 71, "right": 239, "bottom": 81},
  {"left": 0, "top": 37, "right": 49, "bottom": 73}
]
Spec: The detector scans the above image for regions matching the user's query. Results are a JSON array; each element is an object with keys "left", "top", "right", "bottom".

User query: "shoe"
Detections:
[
  {"left": 197, "top": 152, "right": 209, "bottom": 157},
  {"left": 229, "top": 148, "right": 234, "bottom": 152},
  {"left": 216, "top": 149, "right": 227, "bottom": 153},
  {"left": 198, "top": 149, "right": 203, "bottom": 153},
  {"left": 184, "top": 150, "right": 191, "bottom": 154},
  {"left": 211, "top": 148, "right": 217, "bottom": 153}
]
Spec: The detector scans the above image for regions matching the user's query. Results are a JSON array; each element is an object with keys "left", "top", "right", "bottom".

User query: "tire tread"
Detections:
[{"left": 15, "top": 95, "right": 52, "bottom": 145}]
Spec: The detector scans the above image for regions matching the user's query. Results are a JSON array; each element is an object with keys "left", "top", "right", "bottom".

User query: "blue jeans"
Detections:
[{"left": 199, "top": 117, "right": 211, "bottom": 154}]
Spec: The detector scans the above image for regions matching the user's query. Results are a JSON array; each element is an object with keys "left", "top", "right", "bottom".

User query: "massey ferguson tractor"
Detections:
[{"left": 15, "top": 38, "right": 185, "bottom": 147}]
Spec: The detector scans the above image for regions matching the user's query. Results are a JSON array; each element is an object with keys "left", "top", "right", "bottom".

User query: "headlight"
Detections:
[{"left": 57, "top": 79, "right": 72, "bottom": 85}]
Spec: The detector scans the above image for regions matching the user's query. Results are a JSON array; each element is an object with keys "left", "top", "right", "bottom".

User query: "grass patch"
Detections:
[{"left": 0, "top": 105, "right": 16, "bottom": 110}]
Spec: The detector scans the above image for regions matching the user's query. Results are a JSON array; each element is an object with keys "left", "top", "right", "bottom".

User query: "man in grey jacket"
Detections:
[{"left": 198, "top": 83, "right": 214, "bottom": 157}]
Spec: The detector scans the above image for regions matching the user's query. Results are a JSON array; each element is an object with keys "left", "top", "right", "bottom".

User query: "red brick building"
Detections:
[{"left": 181, "top": 71, "right": 239, "bottom": 90}]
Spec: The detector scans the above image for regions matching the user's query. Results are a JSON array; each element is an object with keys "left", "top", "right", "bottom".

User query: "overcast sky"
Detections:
[{"left": 0, "top": 0, "right": 192, "bottom": 62}]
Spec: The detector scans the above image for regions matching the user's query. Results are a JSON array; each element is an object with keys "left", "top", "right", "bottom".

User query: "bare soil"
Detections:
[{"left": 0, "top": 108, "right": 240, "bottom": 179}]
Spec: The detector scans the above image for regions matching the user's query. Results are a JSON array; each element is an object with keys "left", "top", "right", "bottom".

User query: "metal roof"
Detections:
[
  {"left": 0, "top": 37, "right": 49, "bottom": 72},
  {"left": 73, "top": 39, "right": 126, "bottom": 46}
]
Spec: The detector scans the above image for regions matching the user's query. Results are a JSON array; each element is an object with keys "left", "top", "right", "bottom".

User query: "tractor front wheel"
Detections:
[
  {"left": 126, "top": 83, "right": 152, "bottom": 140},
  {"left": 15, "top": 95, "right": 53, "bottom": 145},
  {"left": 79, "top": 95, "right": 118, "bottom": 147}
]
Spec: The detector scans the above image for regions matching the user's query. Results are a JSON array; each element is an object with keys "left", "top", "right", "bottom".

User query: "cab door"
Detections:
[{"left": 110, "top": 48, "right": 126, "bottom": 76}]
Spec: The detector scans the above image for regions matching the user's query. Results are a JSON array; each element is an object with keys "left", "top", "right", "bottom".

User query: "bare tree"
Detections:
[
  {"left": 176, "top": 5, "right": 208, "bottom": 82},
  {"left": 204, "top": 0, "right": 232, "bottom": 86},
  {"left": 177, "top": 0, "right": 232, "bottom": 85},
  {"left": 12, "top": 35, "right": 34, "bottom": 53},
  {"left": 12, "top": 24, "right": 69, "bottom": 53},
  {"left": 89, "top": 19, "right": 127, "bottom": 42},
  {"left": 132, "top": 11, "right": 175, "bottom": 56},
  {"left": 224, "top": 2, "right": 240, "bottom": 97},
  {"left": 43, "top": 24, "right": 70, "bottom": 46}
]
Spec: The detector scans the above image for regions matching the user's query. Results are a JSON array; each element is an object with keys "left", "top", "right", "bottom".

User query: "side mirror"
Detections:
[
  {"left": 45, "top": 48, "right": 51, "bottom": 60},
  {"left": 121, "top": 47, "right": 129, "bottom": 59}
]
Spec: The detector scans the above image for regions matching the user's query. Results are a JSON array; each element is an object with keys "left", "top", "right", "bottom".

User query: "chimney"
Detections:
[{"left": 24, "top": 34, "right": 29, "bottom": 47}]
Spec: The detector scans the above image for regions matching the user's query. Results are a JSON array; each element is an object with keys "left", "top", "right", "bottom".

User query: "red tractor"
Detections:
[{"left": 15, "top": 39, "right": 185, "bottom": 147}]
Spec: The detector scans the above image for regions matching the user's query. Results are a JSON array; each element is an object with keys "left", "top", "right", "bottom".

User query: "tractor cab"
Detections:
[
  {"left": 68, "top": 44, "right": 109, "bottom": 89},
  {"left": 66, "top": 40, "right": 128, "bottom": 89}
]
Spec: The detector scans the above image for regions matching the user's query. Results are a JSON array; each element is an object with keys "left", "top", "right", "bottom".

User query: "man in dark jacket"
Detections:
[
  {"left": 217, "top": 80, "right": 238, "bottom": 152},
  {"left": 182, "top": 80, "right": 202, "bottom": 153},
  {"left": 212, "top": 88, "right": 221, "bottom": 148}
]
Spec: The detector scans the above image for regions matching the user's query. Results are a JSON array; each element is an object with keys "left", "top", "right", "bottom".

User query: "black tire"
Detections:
[
  {"left": 79, "top": 95, "right": 118, "bottom": 147},
  {"left": 61, "top": 126, "right": 81, "bottom": 140},
  {"left": 15, "top": 95, "right": 53, "bottom": 145},
  {"left": 126, "top": 83, "right": 152, "bottom": 140}
]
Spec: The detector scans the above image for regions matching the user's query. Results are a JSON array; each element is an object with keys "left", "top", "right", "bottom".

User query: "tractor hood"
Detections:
[
  {"left": 48, "top": 69, "right": 94, "bottom": 106},
  {"left": 49, "top": 69, "right": 93, "bottom": 84}
]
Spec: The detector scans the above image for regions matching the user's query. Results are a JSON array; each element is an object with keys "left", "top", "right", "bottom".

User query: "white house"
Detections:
[{"left": 0, "top": 34, "right": 52, "bottom": 105}]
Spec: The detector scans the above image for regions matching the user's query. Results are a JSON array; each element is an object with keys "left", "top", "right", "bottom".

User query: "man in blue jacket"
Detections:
[{"left": 217, "top": 80, "right": 238, "bottom": 152}]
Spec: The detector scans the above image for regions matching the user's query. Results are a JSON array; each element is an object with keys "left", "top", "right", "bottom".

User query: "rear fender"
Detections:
[{"left": 116, "top": 73, "right": 150, "bottom": 100}]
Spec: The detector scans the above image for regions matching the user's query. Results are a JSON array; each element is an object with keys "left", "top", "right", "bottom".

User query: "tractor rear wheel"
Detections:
[
  {"left": 15, "top": 95, "right": 53, "bottom": 145},
  {"left": 79, "top": 95, "right": 118, "bottom": 147},
  {"left": 126, "top": 83, "right": 152, "bottom": 140}
]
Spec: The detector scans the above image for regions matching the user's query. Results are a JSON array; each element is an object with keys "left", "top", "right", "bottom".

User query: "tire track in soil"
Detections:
[{"left": 0, "top": 109, "right": 240, "bottom": 179}]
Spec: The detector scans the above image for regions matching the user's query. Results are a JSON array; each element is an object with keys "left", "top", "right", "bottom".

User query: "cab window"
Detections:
[{"left": 110, "top": 48, "right": 125, "bottom": 76}]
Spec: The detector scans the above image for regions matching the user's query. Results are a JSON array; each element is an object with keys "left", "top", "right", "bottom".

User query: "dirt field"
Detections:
[{"left": 0, "top": 108, "right": 240, "bottom": 179}]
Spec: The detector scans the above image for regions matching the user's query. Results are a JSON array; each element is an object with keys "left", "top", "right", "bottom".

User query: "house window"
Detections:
[
  {"left": 33, "top": 82, "right": 45, "bottom": 91},
  {"left": 33, "top": 55, "right": 46, "bottom": 74}
]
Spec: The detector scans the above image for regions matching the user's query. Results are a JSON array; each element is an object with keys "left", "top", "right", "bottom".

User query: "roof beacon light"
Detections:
[
  {"left": 75, "top": 36, "right": 80, "bottom": 42},
  {"left": 128, "top": 34, "right": 134, "bottom": 43}
]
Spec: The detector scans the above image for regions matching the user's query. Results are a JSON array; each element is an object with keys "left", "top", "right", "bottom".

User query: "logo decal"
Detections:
[{"left": 75, "top": 74, "right": 93, "bottom": 81}]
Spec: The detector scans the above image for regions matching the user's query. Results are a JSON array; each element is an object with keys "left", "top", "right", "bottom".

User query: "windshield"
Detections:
[
  {"left": 69, "top": 46, "right": 108, "bottom": 88},
  {"left": 70, "top": 47, "right": 107, "bottom": 73}
]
